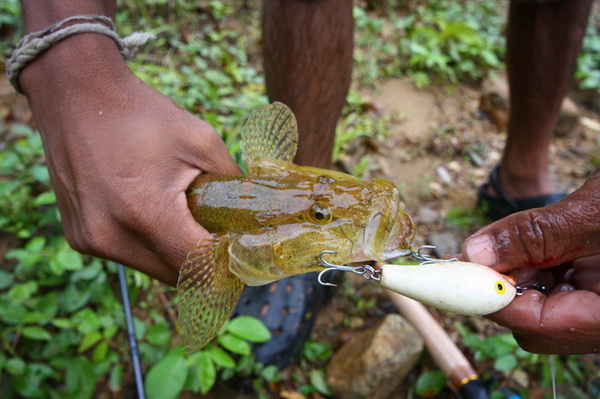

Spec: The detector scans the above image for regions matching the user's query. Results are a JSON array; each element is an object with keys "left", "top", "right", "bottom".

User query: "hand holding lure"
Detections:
[{"left": 319, "top": 246, "right": 518, "bottom": 316}]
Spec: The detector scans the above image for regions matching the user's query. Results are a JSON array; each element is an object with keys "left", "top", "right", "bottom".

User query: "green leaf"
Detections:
[
  {"left": 109, "top": 364, "right": 124, "bottom": 391},
  {"left": 50, "top": 247, "right": 84, "bottom": 273},
  {"left": 92, "top": 341, "right": 109, "bottom": 363},
  {"left": 6, "top": 358, "right": 26, "bottom": 375},
  {"left": 31, "top": 165, "right": 49, "bottom": 184},
  {"left": 133, "top": 317, "right": 147, "bottom": 340},
  {"left": 0, "top": 302, "right": 27, "bottom": 323},
  {"left": 207, "top": 346, "right": 235, "bottom": 368},
  {"left": 62, "top": 283, "right": 92, "bottom": 312},
  {"left": 261, "top": 365, "right": 280, "bottom": 382},
  {"left": 494, "top": 353, "right": 518, "bottom": 372},
  {"left": 72, "top": 308, "right": 101, "bottom": 334},
  {"left": 196, "top": 351, "right": 217, "bottom": 394},
  {"left": 146, "top": 323, "right": 172, "bottom": 346},
  {"left": 415, "top": 370, "right": 446, "bottom": 397},
  {"left": 70, "top": 262, "right": 102, "bottom": 282},
  {"left": 79, "top": 331, "right": 102, "bottom": 353},
  {"left": 51, "top": 318, "right": 72, "bottom": 329},
  {"left": 303, "top": 341, "right": 333, "bottom": 363},
  {"left": 218, "top": 333, "right": 251, "bottom": 356},
  {"left": 10, "top": 363, "right": 53, "bottom": 397},
  {"left": 22, "top": 326, "right": 52, "bottom": 341},
  {"left": 226, "top": 316, "right": 271, "bottom": 343},
  {"left": 0, "top": 269, "right": 14, "bottom": 289},
  {"left": 8, "top": 281, "right": 39, "bottom": 304},
  {"left": 309, "top": 369, "right": 331, "bottom": 396},
  {"left": 31, "top": 291, "right": 59, "bottom": 322},
  {"left": 65, "top": 357, "right": 96, "bottom": 399},
  {"left": 33, "top": 191, "right": 56, "bottom": 206},
  {"left": 145, "top": 348, "right": 188, "bottom": 399}
]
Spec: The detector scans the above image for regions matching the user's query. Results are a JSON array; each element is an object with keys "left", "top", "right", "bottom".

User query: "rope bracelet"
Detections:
[{"left": 5, "top": 15, "right": 155, "bottom": 94}]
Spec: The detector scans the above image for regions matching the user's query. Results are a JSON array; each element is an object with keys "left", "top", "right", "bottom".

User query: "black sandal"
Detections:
[
  {"left": 478, "top": 164, "right": 566, "bottom": 221},
  {"left": 231, "top": 271, "right": 340, "bottom": 368}
]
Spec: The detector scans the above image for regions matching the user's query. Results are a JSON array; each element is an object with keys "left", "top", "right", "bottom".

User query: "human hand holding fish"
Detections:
[{"left": 179, "top": 102, "right": 519, "bottom": 352}]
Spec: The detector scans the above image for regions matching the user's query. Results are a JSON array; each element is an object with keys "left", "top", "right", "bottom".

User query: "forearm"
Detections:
[
  {"left": 21, "top": 0, "right": 116, "bottom": 32},
  {"left": 18, "top": 0, "right": 128, "bottom": 101}
]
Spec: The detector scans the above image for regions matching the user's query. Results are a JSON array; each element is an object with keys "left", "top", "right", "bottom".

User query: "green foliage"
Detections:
[
  {"left": 118, "top": 0, "right": 266, "bottom": 164},
  {"left": 294, "top": 340, "right": 334, "bottom": 396},
  {"left": 139, "top": 316, "right": 272, "bottom": 398},
  {"left": 0, "top": 4, "right": 273, "bottom": 397},
  {"left": 457, "top": 323, "right": 600, "bottom": 398},
  {"left": 333, "top": 90, "right": 391, "bottom": 177},
  {"left": 415, "top": 370, "right": 446, "bottom": 397},
  {"left": 576, "top": 18, "right": 600, "bottom": 93},
  {"left": 353, "top": 0, "right": 506, "bottom": 86},
  {"left": 0, "top": 0, "right": 20, "bottom": 56},
  {"left": 445, "top": 207, "right": 486, "bottom": 230}
]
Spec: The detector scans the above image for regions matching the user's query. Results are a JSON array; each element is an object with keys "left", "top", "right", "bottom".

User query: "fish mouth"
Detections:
[
  {"left": 382, "top": 247, "right": 412, "bottom": 258},
  {"left": 362, "top": 212, "right": 383, "bottom": 260},
  {"left": 361, "top": 203, "right": 415, "bottom": 261}
]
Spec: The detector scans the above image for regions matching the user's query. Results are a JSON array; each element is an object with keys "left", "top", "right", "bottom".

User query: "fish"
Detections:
[
  {"left": 379, "top": 261, "right": 517, "bottom": 315},
  {"left": 178, "top": 102, "right": 415, "bottom": 351}
]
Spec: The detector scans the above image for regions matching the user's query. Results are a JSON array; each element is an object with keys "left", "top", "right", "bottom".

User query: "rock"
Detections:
[
  {"left": 581, "top": 116, "right": 600, "bottom": 133},
  {"left": 436, "top": 166, "right": 452, "bottom": 185},
  {"left": 466, "top": 150, "right": 484, "bottom": 167},
  {"left": 417, "top": 206, "right": 439, "bottom": 224},
  {"left": 427, "top": 181, "right": 445, "bottom": 199},
  {"left": 427, "top": 231, "right": 462, "bottom": 258},
  {"left": 479, "top": 74, "right": 509, "bottom": 129},
  {"left": 479, "top": 74, "right": 580, "bottom": 136},
  {"left": 326, "top": 314, "right": 423, "bottom": 399},
  {"left": 554, "top": 97, "right": 580, "bottom": 137}
]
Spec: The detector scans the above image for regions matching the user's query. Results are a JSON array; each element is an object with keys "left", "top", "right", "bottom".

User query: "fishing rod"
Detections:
[
  {"left": 389, "top": 292, "right": 490, "bottom": 399},
  {"left": 117, "top": 263, "right": 146, "bottom": 399}
]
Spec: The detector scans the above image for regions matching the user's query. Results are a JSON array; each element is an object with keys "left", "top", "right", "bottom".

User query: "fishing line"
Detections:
[
  {"left": 117, "top": 263, "right": 147, "bottom": 399},
  {"left": 550, "top": 355, "right": 557, "bottom": 399}
]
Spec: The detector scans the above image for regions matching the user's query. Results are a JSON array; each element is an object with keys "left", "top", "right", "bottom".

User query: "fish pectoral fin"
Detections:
[
  {"left": 177, "top": 234, "right": 245, "bottom": 352},
  {"left": 241, "top": 102, "right": 298, "bottom": 171}
]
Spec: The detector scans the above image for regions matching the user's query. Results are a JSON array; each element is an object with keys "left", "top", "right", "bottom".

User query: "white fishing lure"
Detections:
[{"left": 379, "top": 261, "right": 517, "bottom": 315}]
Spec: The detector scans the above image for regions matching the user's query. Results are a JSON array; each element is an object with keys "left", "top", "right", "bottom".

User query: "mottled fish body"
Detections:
[{"left": 179, "top": 102, "right": 415, "bottom": 351}]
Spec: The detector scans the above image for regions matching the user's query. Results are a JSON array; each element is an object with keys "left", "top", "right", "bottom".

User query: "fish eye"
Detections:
[
  {"left": 309, "top": 204, "right": 332, "bottom": 224},
  {"left": 495, "top": 281, "right": 506, "bottom": 295}
]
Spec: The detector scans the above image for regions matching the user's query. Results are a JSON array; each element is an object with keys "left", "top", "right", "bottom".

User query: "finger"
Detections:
[
  {"left": 488, "top": 290, "right": 600, "bottom": 354},
  {"left": 134, "top": 167, "right": 212, "bottom": 284},
  {"left": 572, "top": 255, "right": 600, "bottom": 293},
  {"left": 173, "top": 112, "right": 242, "bottom": 176},
  {"left": 463, "top": 173, "right": 600, "bottom": 273}
]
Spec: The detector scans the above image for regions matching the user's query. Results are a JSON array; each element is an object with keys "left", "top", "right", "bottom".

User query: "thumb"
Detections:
[{"left": 463, "top": 173, "right": 600, "bottom": 273}]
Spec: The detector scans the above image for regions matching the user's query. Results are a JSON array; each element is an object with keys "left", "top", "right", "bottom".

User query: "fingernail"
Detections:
[{"left": 465, "top": 234, "right": 497, "bottom": 266}]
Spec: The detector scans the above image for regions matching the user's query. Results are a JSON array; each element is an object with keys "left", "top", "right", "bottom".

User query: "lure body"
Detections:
[
  {"left": 379, "top": 261, "right": 516, "bottom": 315},
  {"left": 179, "top": 102, "right": 415, "bottom": 351}
]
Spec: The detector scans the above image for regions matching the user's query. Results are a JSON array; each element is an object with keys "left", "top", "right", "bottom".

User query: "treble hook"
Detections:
[
  {"left": 317, "top": 250, "right": 381, "bottom": 286},
  {"left": 411, "top": 245, "right": 458, "bottom": 265},
  {"left": 318, "top": 250, "right": 355, "bottom": 286},
  {"left": 515, "top": 282, "right": 548, "bottom": 296}
]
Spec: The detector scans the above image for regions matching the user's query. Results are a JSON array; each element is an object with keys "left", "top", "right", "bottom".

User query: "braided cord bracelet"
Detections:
[{"left": 5, "top": 15, "right": 155, "bottom": 94}]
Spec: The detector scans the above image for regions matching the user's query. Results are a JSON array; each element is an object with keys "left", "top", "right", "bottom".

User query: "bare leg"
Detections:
[
  {"left": 500, "top": 0, "right": 593, "bottom": 198},
  {"left": 262, "top": 0, "right": 354, "bottom": 168}
]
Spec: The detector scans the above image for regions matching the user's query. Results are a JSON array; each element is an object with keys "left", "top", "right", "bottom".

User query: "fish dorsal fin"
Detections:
[
  {"left": 177, "top": 235, "right": 245, "bottom": 351},
  {"left": 241, "top": 102, "right": 298, "bottom": 172}
]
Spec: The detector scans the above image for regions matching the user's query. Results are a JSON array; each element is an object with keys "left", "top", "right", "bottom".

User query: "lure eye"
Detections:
[
  {"left": 310, "top": 204, "right": 332, "bottom": 224},
  {"left": 495, "top": 281, "right": 506, "bottom": 295}
]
